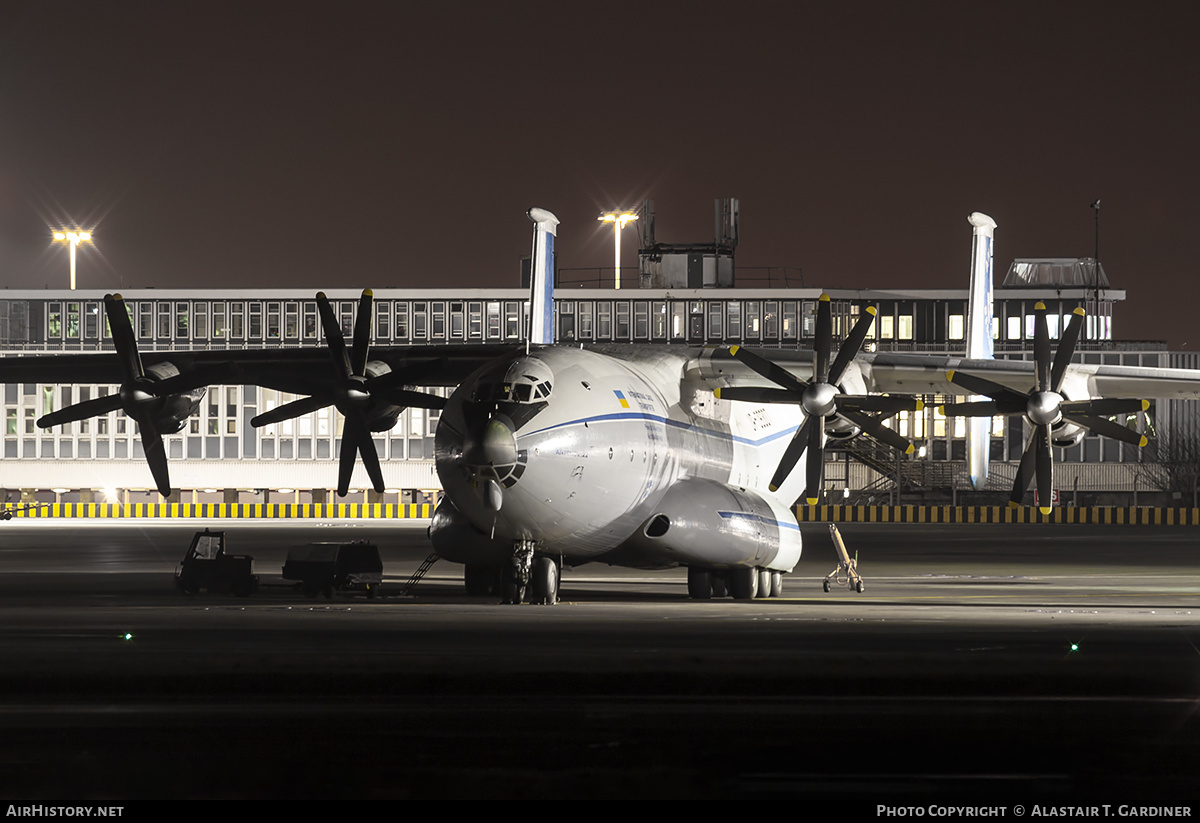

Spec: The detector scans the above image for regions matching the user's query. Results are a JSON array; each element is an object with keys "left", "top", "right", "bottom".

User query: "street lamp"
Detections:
[
  {"left": 52, "top": 230, "right": 93, "bottom": 290},
  {"left": 598, "top": 209, "right": 638, "bottom": 289}
]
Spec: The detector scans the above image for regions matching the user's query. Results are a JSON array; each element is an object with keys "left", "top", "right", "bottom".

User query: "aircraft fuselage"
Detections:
[{"left": 431, "top": 345, "right": 804, "bottom": 572}]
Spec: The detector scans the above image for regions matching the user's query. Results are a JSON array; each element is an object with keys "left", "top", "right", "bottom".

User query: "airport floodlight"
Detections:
[
  {"left": 52, "top": 229, "right": 94, "bottom": 290},
  {"left": 598, "top": 210, "right": 638, "bottom": 290}
]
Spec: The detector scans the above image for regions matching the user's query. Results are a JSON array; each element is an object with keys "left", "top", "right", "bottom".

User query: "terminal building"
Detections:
[{"left": 2, "top": 254, "right": 1193, "bottom": 509}]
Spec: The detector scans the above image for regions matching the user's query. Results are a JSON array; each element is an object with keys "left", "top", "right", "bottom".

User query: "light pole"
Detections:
[
  {"left": 52, "top": 230, "right": 93, "bottom": 290},
  {"left": 598, "top": 210, "right": 638, "bottom": 289}
]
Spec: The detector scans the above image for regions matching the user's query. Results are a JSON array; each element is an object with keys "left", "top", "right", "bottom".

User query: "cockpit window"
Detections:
[{"left": 472, "top": 379, "right": 552, "bottom": 405}]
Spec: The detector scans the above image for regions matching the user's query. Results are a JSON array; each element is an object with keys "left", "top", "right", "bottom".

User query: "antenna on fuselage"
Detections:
[{"left": 526, "top": 207, "right": 559, "bottom": 350}]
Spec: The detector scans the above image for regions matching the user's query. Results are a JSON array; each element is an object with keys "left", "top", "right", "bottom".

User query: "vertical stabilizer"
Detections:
[
  {"left": 966, "top": 212, "right": 996, "bottom": 490},
  {"left": 526, "top": 208, "right": 559, "bottom": 345}
]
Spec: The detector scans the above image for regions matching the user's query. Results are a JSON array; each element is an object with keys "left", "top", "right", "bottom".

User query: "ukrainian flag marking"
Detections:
[{"left": 614, "top": 390, "right": 630, "bottom": 409}]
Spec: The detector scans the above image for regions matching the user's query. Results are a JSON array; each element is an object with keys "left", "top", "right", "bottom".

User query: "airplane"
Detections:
[{"left": 3, "top": 208, "right": 1200, "bottom": 605}]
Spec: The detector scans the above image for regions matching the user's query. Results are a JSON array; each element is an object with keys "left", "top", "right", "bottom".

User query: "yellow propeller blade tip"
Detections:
[
  {"left": 946, "top": 370, "right": 956, "bottom": 382},
  {"left": 1140, "top": 399, "right": 1149, "bottom": 411},
  {"left": 915, "top": 400, "right": 924, "bottom": 411},
  {"left": 316, "top": 291, "right": 327, "bottom": 300},
  {"left": 729, "top": 345, "right": 740, "bottom": 355},
  {"left": 768, "top": 484, "right": 779, "bottom": 493},
  {"left": 819, "top": 294, "right": 830, "bottom": 302},
  {"left": 1007, "top": 501, "right": 1020, "bottom": 509},
  {"left": 1039, "top": 507, "right": 1052, "bottom": 516},
  {"left": 362, "top": 288, "right": 373, "bottom": 297},
  {"left": 866, "top": 306, "right": 878, "bottom": 316},
  {"left": 1073, "top": 307, "right": 1086, "bottom": 316},
  {"left": 806, "top": 497, "right": 819, "bottom": 505},
  {"left": 713, "top": 388, "right": 722, "bottom": 399},
  {"left": 936, "top": 405, "right": 945, "bottom": 414},
  {"left": 1035, "top": 301, "right": 1046, "bottom": 310},
  {"left": 1139, "top": 436, "right": 1148, "bottom": 448},
  {"left": 112, "top": 293, "right": 123, "bottom": 301},
  {"left": 905, "top": 444, "right": 915, "bottom": 455}
]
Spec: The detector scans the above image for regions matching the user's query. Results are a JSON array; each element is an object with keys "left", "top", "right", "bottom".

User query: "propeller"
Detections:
[
  {"left": 715, "top": 294, "right": 923, "bottom": 504},
  {"left": 37, "top": 293, "right": 216, "bottom": 497},
  {"left": 940, "top": 303, "right": 1148, "bottom": 513},
  {"left": 251, "top": 289, "right": 446, "bottom": 497}
]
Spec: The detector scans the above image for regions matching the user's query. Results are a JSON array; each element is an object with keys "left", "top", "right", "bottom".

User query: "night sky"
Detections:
[{"left": 2, "top": 2, "right": 1197, "bottom": 346}]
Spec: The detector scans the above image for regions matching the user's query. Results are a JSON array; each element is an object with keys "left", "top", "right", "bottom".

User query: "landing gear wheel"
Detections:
[
  {"left": 687, "top": 567, "right": 713, "bottom": 600},
  {"left": 756, "top": 568, "right": 772, "bottom": 598},
  {"left": 531, "top": 556, "right": 559, "bottom": 605},
  {"left": 465, "top": 564, "right": 501, "bottom": 597},
  {"left": 711, "top": 577, "right": 727, "bottom": 598},
  {"left": 855, "top": 580, "right": 865, "bottom": 593},
  {"left": 729, "top": 567, "right": 759, "bottom": 600},
  {"left": 822, "top": 579, "right": 831, "bottom": 593},
  {"left": 770, "top": 571, "right": 783, "bottom": 598}
]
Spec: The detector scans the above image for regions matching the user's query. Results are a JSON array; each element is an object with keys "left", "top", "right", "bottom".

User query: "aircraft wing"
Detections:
[
  {"left": 0, "top": 344, "right": 518, "bottom": 394},
  {"left": 859, "top": 353, "right": 1200, "bottom": 400}
]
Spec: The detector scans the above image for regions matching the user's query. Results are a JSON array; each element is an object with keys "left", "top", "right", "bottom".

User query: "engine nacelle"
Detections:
[
  {"left": 144, "top": 362, "right": 204, "bottom": 435},
  {"left": 608, "top": 478, "right": 802, "bottom": 571},
  {"left": 428, "top": 495, "right": 509, "bottom": 566},
  {"left": 1051, "top": 421, "right": 1086, "bottom": 448}
]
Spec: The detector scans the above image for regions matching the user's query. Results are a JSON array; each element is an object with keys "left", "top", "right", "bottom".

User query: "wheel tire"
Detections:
[
  {"left": 687, "top": 567, "right": 713, "bottom": 600},
  {"left": 770, "top": 571, "right": 783, "bottom": 598},
  {"left": 464, "top": 564, "right": 501, "bottom": 597},
  {"left": 532, "top": 556, "right": 559, "bottom": 605},
  {"left": 822, "top": 579, "right": 831, "bottom": 592},
  {"left": 756, "top": 568, "right": 772, "bottom": 598},
  {"left": 711, "top": 576, "right": 728, "bottom": 598},
  {"left": 729, "top": 567, "right": 758, "bottom": 600},
  {"left": 855, "top": 580, "right": 865, "bottom": 593}
]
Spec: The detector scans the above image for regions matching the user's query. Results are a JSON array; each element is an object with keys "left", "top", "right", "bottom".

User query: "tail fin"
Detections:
[
  {"left": 966, "top": 212, "right": 996, "bottom": 490},
  {"left": 526, "top": 208, "right": 559, "bottom": 345}
]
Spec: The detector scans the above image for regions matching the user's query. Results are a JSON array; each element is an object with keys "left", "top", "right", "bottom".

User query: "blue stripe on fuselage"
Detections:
[
  {"left": 717, "top": 510, "right": 801, "bottom": 532},
  {"left": 523, "top": 410, "right": 800, "bottom": 448}
]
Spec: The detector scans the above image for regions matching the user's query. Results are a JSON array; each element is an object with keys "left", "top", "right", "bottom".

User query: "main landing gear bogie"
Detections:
[
  {"left": 688, "top": 566, "right": 784, "bottom": 601},
  {"left": 490, "top": 541, "right": 561, "bottom": 605}
]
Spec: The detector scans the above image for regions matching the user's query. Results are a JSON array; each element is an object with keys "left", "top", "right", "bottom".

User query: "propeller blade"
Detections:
[
  {"left": 828, "top": 305, "right": 877, "bottom": 386},
  {"left": 938, "top": 397, "right": 1027, "bottom": 417},
  {"left": 802, "top": 416, "right": 826, "bottom": 504},
  {"left": 1035, "top": 424, "right": 1053, "bottom": 515},
  {"left": 1010, "top": 433, "right": 1040, "bottom": 507},
  {"left": 38, "top": 394, "right": 123, "bottom": 428},
  {"left": 1061, "top": 398, "right": 1148, "bottom": 417},
  {"left": 338, "top": 414, "right": 385, "bottom": 496},
  {"left": 768, "top": 416, "right": 814, "bottom": 493},
  {"left": 316, "top": 292, "right": 352, "bottom": 379},
  {"left": 838, "top": 408, "right": 916, "bottom": 455},
  {"left": 946, "top": 370, "right": 1026, "bottom": 404},
  {"left": 351, "top": 289, "right": 373, "bottom": 377},
  {"left": 104, "top": 294, "right": 144, "bottom": 384},
  {"left": 251, "top": 394, "right": 334, "bottom": 428},
  {"left": 836, "top": 394, "right": 921, "bottom": 415},
  {"left": 1033, "top": 302, "right": 1051, "bottom": 392},
  {"left": 814, "top": 295, "right": 831, "bottom": 383},
  {"left": 1061, "top": 412, "right": 1149, "bottom": 447},
  {"left": 715, "top": 386, "right": 806, "bottom": 404},
  {"left": 134, "top": 414, "right": 172, "bottom": 498},
  {"left": 1050, "top": 307, "right": 1086, "bottom": 391},
  {"left": 728, "top": 346, "right": 808, "bottom": 392}
]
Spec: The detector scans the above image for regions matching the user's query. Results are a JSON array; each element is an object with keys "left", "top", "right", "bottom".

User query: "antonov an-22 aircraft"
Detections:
[{"left": 4, "top": 207, "right": 1200, "bottom": 605}]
